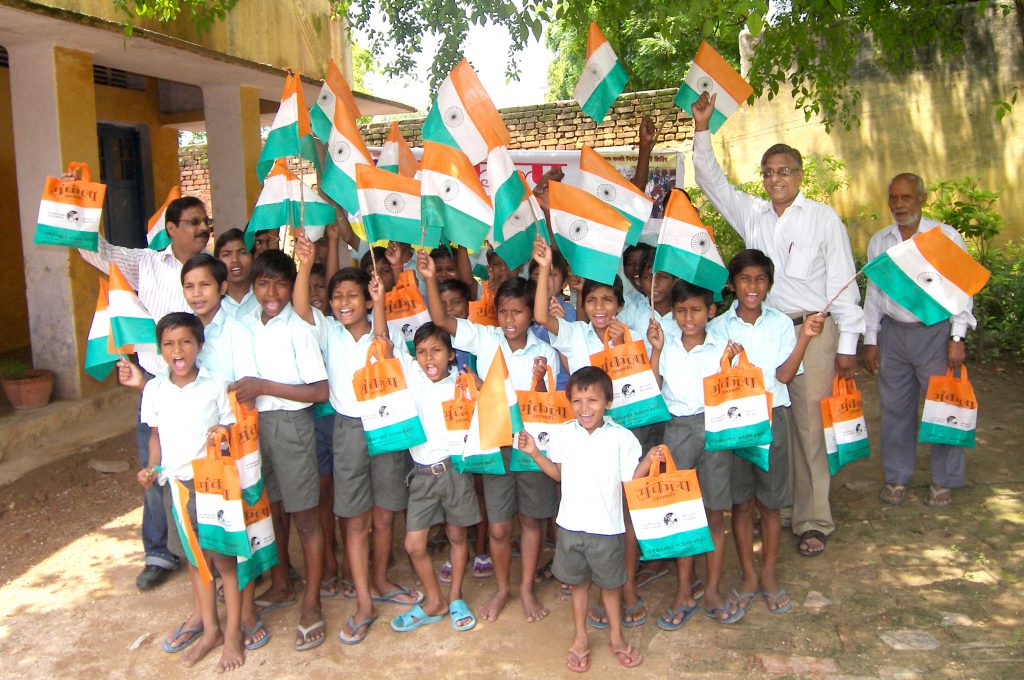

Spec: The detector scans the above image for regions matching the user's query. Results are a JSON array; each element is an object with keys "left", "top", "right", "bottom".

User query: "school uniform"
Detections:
[
  {"left": 547, "top": 418, "right": 642, "bottom": 589},
  {"left": 531, "top": 299, "right": 576, "bottom": 392},
  {"left": 307, "top": 308, "right": 410, "bottom": 517},
  {"left": 199, "top": 307, "right": 257, "bottom": 382},
  {"left": 243, "top": 303, "right": 327, "bottom": 514},
  {"left": 453, "top": 318, "right": 561, "bottom": 521},
  {"left": 220, "top": 288, "right": 260, "bottom": 321},
  {"left": 708, "top": 302, "right": 797, "bottom": 509}
]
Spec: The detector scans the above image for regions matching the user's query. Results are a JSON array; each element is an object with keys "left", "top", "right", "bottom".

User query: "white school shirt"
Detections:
[
  {"left": 141, "top": 368, "right": 234, "bottom": 482},
  {"left": 199, "top": 307, "right": 258, "bottom": 383},
  {"left": 692, "top": 130, "right": 865, "bottom": 355},
  {"left": 548, "top": 418, "right": 643, "bottom": 535},
  {"left": 221, "top": 288, "right": 260, "bottom": 322},
  {"left": 79, "top": 238, "right": 190, "bottom": 375},
  {"left": 395, "top": 352, "right": 460, "bottom": 466},
  {"left": 452, "top": 319, "right": 559, "bottom": 391},
  {"left": 657, "top": 332, "right": 728, "bottom": 417},
  {"left": 308, "top": 308, "right": 407, "bottom": 418},
  {"left": 707, "top": 302, "right": 799, "bottom": 407},
  {"left": 550, "top": 318, "right": 647, "bottom": 376},
  {"left": 863, "top": 217, "right": 976, "bottom": 345},
  {"left": 242, "top": 303, "right": 327, "bottom": 412}
]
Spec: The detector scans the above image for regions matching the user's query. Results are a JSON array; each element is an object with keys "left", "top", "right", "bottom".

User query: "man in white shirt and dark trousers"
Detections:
[
  {"left": 862, "top": 174, "right": 974, "bottom": 508},
  {"left": 690, "top": 93, "right": 865, "bottom": 557},
  {"left": 79, "top": 196, "right": 212, "bottom": 589}
]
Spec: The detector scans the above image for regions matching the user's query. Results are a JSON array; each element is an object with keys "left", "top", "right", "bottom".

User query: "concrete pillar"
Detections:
[
  {"left": 202, "top": 84, "right": 263, "bottom": 234},
  {"left": 9, "top": 43, "right": 104, "bottom": 400}
]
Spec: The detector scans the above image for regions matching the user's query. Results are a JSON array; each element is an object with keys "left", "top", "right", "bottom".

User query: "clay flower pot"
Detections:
[{"left": 1, "top": 369, "right": 55, "bottom": 410}]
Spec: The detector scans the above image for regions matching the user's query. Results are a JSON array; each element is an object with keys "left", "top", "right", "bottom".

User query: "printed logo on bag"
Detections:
[
  {"left": 931, "top": 388, "right": 977, "bottom": 409},
  {"left": 386, "top": 296, "right": 422, "bottom": 315},
  {"left": 706, "top": 376, "right": 759, "bottom": 397},
  {"left": 66, "top": 210, "right": 80, "bottom": 225},
  {"left": 519, "top": 400, "right": 570, "bottom": 419},
  {"left": 378, "top": 405, "right": 389, "bottom": 418},
  {"left": 216, "top": 509, "right": 226, "bottom": 525},
  {"left": 663, "top": 513, "right": 678, "bottom": 527},
  {"left": 251, "top": 536, "right": 262, "bottom": 550},
  {"left": 727, "top": 406, "right": 741, "bottom": 419},
  {"left": 630, "top": 478, "right": 694, "bottom": 502},
  {"left": 358, "top": 376, "right": 401, "bottom": 395},
  {"left": 537, "top": 431, "right": 551, "bottom": 445},
  {"left": 946, "top": 415, "right": 957, "bottom": 424},
  {"left": 54, "top": 184, "right": 102, "bottom": 202},
  {"left": 622, "top": 384, "right": 635, "bottom": 398},
  {"left": 243, "top": 502, "right": 272, "bottom": 524}
]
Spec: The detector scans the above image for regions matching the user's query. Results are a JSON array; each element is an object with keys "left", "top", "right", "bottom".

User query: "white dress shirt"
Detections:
[
  {"left": 242, "top": 303, "right": 327, "bottom": 412},
  {"left": 657, "top": 332, "right": 727, "bottom": 417},
  {"left": 221, "top": 288, "right": 260, "bottom": 322},
  {"left": 395, "top": 352, "right": 461, "bottom": 466},
  {"left": 453, "top": 319, "right": 560, "bottom": 391},
  {"left": 80, "top": 237, "right": 190, "bottom": 374},
  {"left": 692, "top": 130, "right": 865, "bottom": 355},
  {"left": 863, "top": 217, "right": 976, "bottom": 344},
  {"left": 199, "top": 307, "right": 258, "bottom": 382},
  {"left": 550, "top": 318, "right": 648, "bottom": 376}
]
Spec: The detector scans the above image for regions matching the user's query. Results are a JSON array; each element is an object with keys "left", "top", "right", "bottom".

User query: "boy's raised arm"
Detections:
[
  {"left": 532, "top": 235, "right": 560, "bottom": 335},
  {"left": 631, "top": 115, "right": 656, "bottom": 192},
  {"left": 292, "top": 233, "right": 316, "bottom": 325},
  {"left": 632, "top": 445, "right": 666, "bottom": 479},
  {"left": 453, "top": 246, "right": 479, "bottom": 301},
  {"left": 419, "top": 250, "right": 458, "bottom": 335},
  {"left": 647, "top": 318, "right": 665, "bottom": 388},
  {"left": 369, "top": 273, "right": 389, "bottom": 339}
]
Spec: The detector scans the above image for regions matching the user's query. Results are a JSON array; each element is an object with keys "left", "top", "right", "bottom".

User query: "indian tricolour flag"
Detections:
[
  {"left": 84, "top": 278, "right": 119, "bottom": 381},
  {"left": 574, "top": 22, "right": 629, "bottom": 124},
  {"left": 493, "top": 171, "right": 548, "bottom": 272},
  {"left": 356, "top": 163, "right": 430, "bottom": 247},
  {"left": 579, "top": 145, "right": 653, "bottom": 245},
  {"left": 674, "top": 41, "right": 754, "bottom": 134},
  {"left": 248, "top": 159, "right": 336, "bottom": 244},
  {"left": 169, "top": 480, "right": 213, "bottom": 586},
  {"left": 549, "top": 180, "right": 630, "bottom": 285},
  {"left": 378, "top": 122, "right": 420, "bottom": 178},
  {"left": 108, "top": 263, "right": 157, "bottom": 354},
  {"left": 319, "top": 89, "right": 373, "bottom": 216},
  {"left": 255, "top": 71, "right": 320, "bottom": 180},
  {"left": 421, "top": 59, "right": 508, "bottom": 164},
  {"left": 421, "top": 141, "right": 493, "bottom": 252},
  {"left": 462, "top": 350, "right": 523, "bottom": 475},
  {"left": 146, "top": 186, "right": 180, "bottom": 251},
  {"left": 653, "top": 188, "right": 728, "bottom": 297},
  {"left": 862, "top": 226, "right": 990, "bottom": 326},
  {"left": 309, "top": 58, "right": 361, "bottom": 144}
]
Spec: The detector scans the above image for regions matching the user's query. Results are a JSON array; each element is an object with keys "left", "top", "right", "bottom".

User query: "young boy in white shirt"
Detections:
[{"left": 517, "top": 367, "right": 657, "bottom": 673}]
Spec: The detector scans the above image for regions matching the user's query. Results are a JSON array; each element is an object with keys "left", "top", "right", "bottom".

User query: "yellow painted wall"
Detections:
[
  {"left": 0, "top": 68, "right": 31, "bottom": 353},
  {"left": 39, "top": 0, "right": 346, "bottom": 79}
]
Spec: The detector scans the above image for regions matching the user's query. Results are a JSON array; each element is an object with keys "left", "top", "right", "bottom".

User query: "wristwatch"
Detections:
[{"left": 950, "top": 335, "right": 963, "bottom": 343}]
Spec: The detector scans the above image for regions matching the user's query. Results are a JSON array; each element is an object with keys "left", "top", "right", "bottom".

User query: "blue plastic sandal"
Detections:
[
  {"left": 449, "top": 599, "right": 476, "bottom": 632},
  {"left": 390, "top": 604, "right": 444, "bottom": 632}
]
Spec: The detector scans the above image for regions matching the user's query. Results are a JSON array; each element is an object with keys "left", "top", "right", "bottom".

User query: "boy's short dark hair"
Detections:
[
  {"left": 310, "top": 263, "right": 327, "bottom": 279},
  {"left": 623, "top": 242, "right": 654, "bottom": 263},
  {"left": 181, "top": 252, "right": 227, "bottom": 287},
  {"left": 638, "top": 249, "right": 658, "bottom": 276},
  {"left": 529, "top": 249, "right": 570, "bottom": 282},
  {"left": 327, "top": 266, "right": 370, "bottom": 302},
  {"left": 165, "top": 196, "right": 206, "bottom": 225},
  {"left": 494, "top": 276, "right": 535, "bottom": 311},
  {"left": 566, "top": 366, "right": 613, "bottom": 403},
  {"left": 213, "top": 228, "right": 246, "bottom": 257},
  {"left": 485, "top": 249, "right": 502, "bottom": 266},
  {"left": 727, "top": 249, "right": 775, "bottom": 287},
  {"left": 671, "top": 280, "right": 715, "bottom": 308},
  {"left": 438, "top": 278, "right": 471, "bottom": 300},
  {"left": 581, "top": 275, "right": 625, "bottom": 309},
  {"left": 430, "top": 245, "right": 454, "bottom": 262},
  {"left": 252, "top": 250, "right": 297, "bottom": 284},
  {"left": 359, "top": 247, "right": 388, "bottom": 275},
  {"left": 413, "top": 322, "right": 455, "bottom": 366},
  {"left": 157, "top": 311, "right": 205, "bottom": 346}
]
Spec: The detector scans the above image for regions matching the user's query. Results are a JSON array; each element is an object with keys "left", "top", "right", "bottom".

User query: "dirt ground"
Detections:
[{"left": 1, "top": 364, "right": 1022, "bottom": 679}]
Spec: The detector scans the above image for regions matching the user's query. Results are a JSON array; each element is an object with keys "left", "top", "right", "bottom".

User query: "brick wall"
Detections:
[{"left": 178, "top": 145, "right": 211, "bottom": 214}]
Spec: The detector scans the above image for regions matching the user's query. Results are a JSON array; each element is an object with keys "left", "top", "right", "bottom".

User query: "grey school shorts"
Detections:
[
  {"left": 162, "top": 478, "right": 197, "bottom": 561},
  {"left": 482, "top": 447, "right": 558, "bottom": 522},
  {"left": 332, "top": 414, "right": 410, "bottom": 517},
  {"left": 663, "top": 414, "right": 732, "bottom": 511},
  {"left": 731, "top": 407, "right": 791, "bottom": 509},
  {"left": 406, "top": 459, "right": 482, "bottom": 532},
  {"left": 552, "top": 529, "right": 627, "bottom": 590},
  {"left": 259, "top": 409, "right": 319, "bottom": 513}
]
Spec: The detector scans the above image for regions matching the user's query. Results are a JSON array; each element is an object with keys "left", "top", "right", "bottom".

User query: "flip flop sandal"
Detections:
[
  {"left": 338, "top": 615, "right": 377, "bottom": 645},
  {"left": 691, "top": 579, "right": 706, "bottom": 601},
  {"left": 925, "top": 485, "right": 953, "bottom": 507},
  {"left": 341, "top": 579, "right": 356, "bottom": 599},
  {"left": 762, "top": 589, "right": 793, "bottom": 615},
  {"left": 610, "top": 644, "right": 643, "bottom": 668},
  {"left": 798, "top": 530, "right": 827, "bottom": 557},
  {"left": 372, "top": 586, "right": 425, "bottom": 605},
  {"left": 294, "top": 620, "right": 325, "bottom": 652},
  {"left": 161, "top": 622, "right": 203, "bottom": 653},
  {"left": 533, "top": 559, "right": 556, "bottom": 586},
  {"left": 390, "top": 604, "right": 444, "bottom": 632},
  {"left": 729, "top": 589, "right": 758, "bottom": 613},
  {"left": 704, "top": 604, "right": 746, "bottom": 625},
  {"left": 622, "top": 596, "right": 648, "bottom": 627},
  {"left": 587, "top": 602, "right": 609, "bottom": 629},
  {"left": 635, "top": 566, "right": 669, "bottom": 588},
  {"left": 559, "top": 582, "right": 573, "bottom": 596},
  {"left": 449, "top": 598, "right": 477, "bottom": 632},
  {"left": 242, "top": 618, "right": 270, "bottom": 651},
  {"left": 320, "top": 576, "right": 341, "bottom": 598},
  {"left": 473, "top": 554, "right": 494, "bottom": 578},
  {"left": 880, "top": 483, "right": 909, "bottom": 505},
  {"left": 566, "top": 649, "right": 591, "bottom": 673},
  {"left": 254, "top": 596, "right": 297, "bottom": 614},
  {"left": 439, "top": 560, "right": 453, "bottom": 584},
  {"left": 657, "top": 603, "right": 700, "bottom": 631}
]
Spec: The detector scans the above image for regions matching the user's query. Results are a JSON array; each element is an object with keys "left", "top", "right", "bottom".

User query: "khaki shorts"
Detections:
[
  {"left": 731, "top": 407, "right": 791, "bottom": 509},
  {"left": 406, "top": 459, "right": 481, "bottom": 532},
  {"left": 332, "top": 414, "right": 410, "bottom": 517},
  {"left": 482, "top": 447, "right": 558, "bottom": 522},
  {"left": 259, "top": 409, "right": 319, "bottom": 513},
  {"left": 552, "top": 529, "right": 627, "bottom": 590},
  {"left": 663, "top": 414, "right": 732, "bottom": 511}
]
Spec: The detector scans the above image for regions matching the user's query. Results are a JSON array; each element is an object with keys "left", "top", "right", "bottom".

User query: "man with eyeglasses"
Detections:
[
  {"left": 690, "top": 92, "right": 864, "bottom": 558},
  {"left": 80, "top": 195, "right": 213, "bottom": 590}
]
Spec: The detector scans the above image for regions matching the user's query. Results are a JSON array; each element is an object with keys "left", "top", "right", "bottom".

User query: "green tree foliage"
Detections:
[{"left": 114, "top": 0, "right": 238, "bottom": 34}]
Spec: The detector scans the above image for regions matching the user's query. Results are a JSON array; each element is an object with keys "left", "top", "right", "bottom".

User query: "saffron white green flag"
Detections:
[
  {"left": 574, "top": 22, "right": 629, "bottom": 124},
  {"left": 84, "top": 278, "right": 119, "bottom": 381},
  {"left": 653, "top": 189, "right": 728, "bottom": 298},
  {"left": 319, "top": 84, "right": 373, "bottom": 216},
  {"left": 462, "top": 350, "right": 523, "bottom": 475},
  {"left": 256, "top": 72, "right": 320, "bottom": 180},
  {"left": 309, "top": 59, "right": 361, "bottom": 144},
  {"left": 578, "top": 145, "right": 653, "bottom": 245},
  {"left": 548, "top": 181, "right": 630, "bottom": 285},
  {"left": 674, "top": 41, "right": 754, "bottom": 134},
  {"left": 355, "top": 163, "right": 433, "bottom": 247},
  {"left": 146, "top": 186, "right": 180, "bottom": 251},
  {"left": 421, "top": 59, "right": 509, "bottom": 164},
  {"left": 420, "top": 141, "right": 493, "bottom": 252},
  {"left": 493, "top": 171, "right": 548, "bottom": 272},
  {"left": 248, "top": 159, "right": 336, "bottom": 245},
  {"left": 108, "top": 263, "right": 157, "bottom": 355},
  {"left": 378, "top": 122, "right": 420, "bottom": 177}
]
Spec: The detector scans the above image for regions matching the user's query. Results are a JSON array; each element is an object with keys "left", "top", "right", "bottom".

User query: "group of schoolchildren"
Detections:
[{"left": 131, "top": 209, "right": 828, "bottom": 674}]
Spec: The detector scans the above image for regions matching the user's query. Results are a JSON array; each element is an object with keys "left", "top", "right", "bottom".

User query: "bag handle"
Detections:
[
  {"left": 602, "top": 325, "right": 634, "bottom": 350},
  {"left": 66, "top": 162, "right": 92, "bottom": 183},
  {"left": 206, "top": 428, "right": 230, "bottom": 459},
  {"left": 945, "top": 365, "right": 970, "bottom": 383},
  {"left": 532, "top": 365, "right": 556, "bottom": 392},
  {"left": 719, "top": 346, "right": 751, "bottom": 372},
  {"left": 647, "top": 445, "right": 678, "bottom": 478},
  {"left": 364, "top": 336, "right": 389, "bottom": 364}
]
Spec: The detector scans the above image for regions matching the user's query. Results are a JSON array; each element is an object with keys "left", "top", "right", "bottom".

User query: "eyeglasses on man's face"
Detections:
[
  {"left": 179, "top": 217, "right": 212, "bottom": 228},
  {"left": 760, "top": 167, "right": 801, "bottom": 179}
]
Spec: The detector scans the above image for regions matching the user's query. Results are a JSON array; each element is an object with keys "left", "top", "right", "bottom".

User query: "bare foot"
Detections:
[
  {"left": 182, "top": 629, "right": 223, "bottom": 668},
  {"left": 477, "top": 589, "right": 511, "bottom": 622},
  {"left": 255, "top": 584, "right": 295, "bottom": 608},
  {"left": 520, "top": 588, "right": 549, "bottom": 623},
  {"left": 215, "top": 633, "right": 244, "bottom": 673}
]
